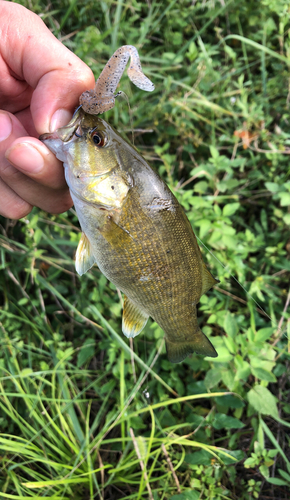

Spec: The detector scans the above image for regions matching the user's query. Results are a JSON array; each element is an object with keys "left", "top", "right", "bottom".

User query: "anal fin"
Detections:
[
  {"left": 165, "top": 328, "right": 218, "bottom": 363},
  {"left": 75, "top": 233, "right": 96, "bottom": 276},
  {"left": 201, "top": 262, "right": 219, "bottom": 295},
  {"left": 122, "top": 296, "right": 149, "bottom": 339}
]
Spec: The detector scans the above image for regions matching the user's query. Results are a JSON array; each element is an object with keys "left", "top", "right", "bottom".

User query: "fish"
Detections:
[{"left": 40, "top": 108, "right": 218, "bottom": 363}]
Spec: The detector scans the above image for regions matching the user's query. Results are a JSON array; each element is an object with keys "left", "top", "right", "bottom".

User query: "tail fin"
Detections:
[{"left": 165, "top": 329, "right": 218, "bottom": 364}]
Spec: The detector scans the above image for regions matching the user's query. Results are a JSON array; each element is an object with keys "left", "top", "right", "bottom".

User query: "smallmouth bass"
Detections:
[{"left": 40, "top": 109, "right": 218, "bottom": 363}]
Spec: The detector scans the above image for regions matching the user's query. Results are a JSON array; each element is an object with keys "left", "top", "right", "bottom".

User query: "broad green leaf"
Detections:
[
  {"left": 251, "top": 367, "right": 276, "bottom": 383},
  {"left": 193, "top": 181, "right": 208, "bottom": 194},
  {"left": 77, "top": 338, "right": 96, "bottom": 367},
  {"left": 267, "top": 478, "right": 289, "bottom": 486},
  {"left": 279, "top": 192, "right": 290, "bottom": 206},
  {"left": 212, "top": 413, "right": 244, "bottom": 430},
  {"left": 265, "top": 182, "right": 280, "bottom": 192},
  {"left": 204, "top": 368, "right": 223, "bottom": 389},
  {"left": 255, "top": 328, "right": 274, "bottom": 342},
  {"left": 217, "top": 449, "right": 244, "bottom": 464},
  {"left": 215, "top": 394, "right": 244, "bottom": 408},
  {"left": 186, "top": 41, "right": 198, "bottom": 62},
  {"left": 278, "top": 469, "right": 290, "bottom": 483},
  {"left": 259, "top": 464, "right": 270, "bottom": 478},
  {"left": 268, "top": 449, "right": 279, "bottom": 458},
  {"left": 223, "top": 202, "right": 240, "bottom": 217},
  {"left": 18, "top": 297, "right": 29, "bottom": 306},
  {"left": 198, "top": 219, "right": 212, "bottom": 238},
  {"left": 244, "top": 457, "right": 257, "bottom": 468},
  {"left": 159, "top": 408, "right": 177, "bottom": 427},
  {"left": 247, "top": 386, "right": 278, "bottom": 418},
  {"left": 222, "top": 234, "right": 237, "bottom": 249},
  {"left": 234, "top": 355, "right": 251, "bottom": 381},
  {"left": 222, "top": 369, "right": 236, "bottom": 391},
  {"left": 210, "top": 145, "right": 219, "bottom": 159},
  {"left": 34, "top": 227, "right": 43, "bottom": 245},
  {"left": 130, "top": 416, "right": 147, "bottom": 430},
  {"left": 207, "top": 346, "right": 233, "bottom": 363},
  {"left": 224, "top": 313, "right": 238, "bottom": 337},
  {"left": 185, "top": 449, "right": 212, "bottom": 466},
  {"left": 223, "top": 335, "right": 237, "bottom": 354}
]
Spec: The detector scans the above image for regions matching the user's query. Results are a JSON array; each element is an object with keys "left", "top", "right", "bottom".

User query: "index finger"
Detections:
[{"left": 0, "top": 1, "right": 95, "bottom": 133}]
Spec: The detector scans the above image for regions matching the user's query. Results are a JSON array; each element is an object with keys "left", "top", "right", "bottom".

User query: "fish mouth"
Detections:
[
  {"left": 39, "top": 131, "right": 58, "bottom": 141},
  {"left": 39, "top": 110, "right": 82, "bottom": 143}
]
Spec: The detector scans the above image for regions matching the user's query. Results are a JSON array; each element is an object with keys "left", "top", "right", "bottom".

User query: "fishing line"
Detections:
[
  {"left": 196, "top": 236, "right": 289, "bottom": 339},
  {"left": 115, "top": 90, "right": 135, "bottom": 145}
]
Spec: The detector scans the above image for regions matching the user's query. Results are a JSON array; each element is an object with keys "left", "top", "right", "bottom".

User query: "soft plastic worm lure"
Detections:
[{"left": 79, "top": 45, "right": 154, "bottom": 115}]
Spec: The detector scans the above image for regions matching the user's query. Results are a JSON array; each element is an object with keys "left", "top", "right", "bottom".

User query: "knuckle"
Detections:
[
  {"left": 50, "top": 191, "right": 73, "bottom": 214},
  {"left": 0, "top": 201, "right": 32, "bottom": 219},
  {"left": 0, "top": 161, "right": 21, "bottom": 182}
]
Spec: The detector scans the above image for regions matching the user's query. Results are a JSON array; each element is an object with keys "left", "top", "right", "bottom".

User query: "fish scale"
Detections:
[{"left": 40, "top": 109, "right": 219, "bottom": 363}]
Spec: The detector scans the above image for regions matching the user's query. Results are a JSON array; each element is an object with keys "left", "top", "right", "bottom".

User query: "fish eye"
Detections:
[{"left": 90, "top": 130, "right": 107, "bottom": 147}]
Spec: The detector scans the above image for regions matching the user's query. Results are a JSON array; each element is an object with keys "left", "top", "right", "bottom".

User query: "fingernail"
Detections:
[
  {"left": 0, "top": 112, "right": 12, "bottom": 141},
  {"left": 50, "top": 109, "right": 72, "bottom": 132},
  {"left": 6, "top": 143, "right": 44, "bottom": 173}
]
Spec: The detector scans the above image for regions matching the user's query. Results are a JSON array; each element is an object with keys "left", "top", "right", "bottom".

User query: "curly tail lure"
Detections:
[{"left": 79, "top": 45, "right": 155, "bottom": 115}]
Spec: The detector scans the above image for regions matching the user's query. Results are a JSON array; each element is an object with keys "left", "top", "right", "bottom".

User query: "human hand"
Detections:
[{"left": 0, "top": 1, "right": 95, "bottom": 219}]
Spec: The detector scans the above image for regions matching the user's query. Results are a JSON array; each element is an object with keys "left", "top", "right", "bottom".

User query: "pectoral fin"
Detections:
[
  {"left": 122, "top": 296, "right": 149, "bottom": 338},
  {"left": 165, "top": 328, "right": 218, "bottom": 363},
  {"left": 75, "top": 233, "right": 96, "bottom": 276},
  {"left": 98, "top": 216, "right": 135, "bottom": 249},
  {"left": 201, "top": 262, "right": 219, "bottom": 295}
]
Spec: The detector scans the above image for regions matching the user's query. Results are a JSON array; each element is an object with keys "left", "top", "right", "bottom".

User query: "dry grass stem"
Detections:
[
  {"left": 98, "top": 451, "right": 105, "bottom": 500},
  {"left": 161, "top": 443, "right": 181, "bottom": 493},
  {"left": 130, "top": 427, "right": 154, "bottom": 500},
  {"left": 215, "top": 286, "right": 270, "bottom": 318},
  {"left": 130, "top": 338, "right": 137, "bottom": 384}
]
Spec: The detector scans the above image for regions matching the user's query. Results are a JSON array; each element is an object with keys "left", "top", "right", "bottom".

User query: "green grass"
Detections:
[{"left": 1, "top": 0, "right": 290, "bottom": 498}]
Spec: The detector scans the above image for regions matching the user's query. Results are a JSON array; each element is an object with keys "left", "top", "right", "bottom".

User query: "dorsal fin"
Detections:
[
  {"left": 201, "top": 262, "right": 219, "bottom": 296},
  {"left": 75, "top": 233, "right": 96, "bottom": 276},
  {"left": 122, "top": 296, "right": 149, "bottom": 338}
]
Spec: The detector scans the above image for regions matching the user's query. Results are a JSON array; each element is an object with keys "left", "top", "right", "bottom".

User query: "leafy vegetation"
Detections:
[{"left": 1, "top": 0, "right": 290, "bottom": 498}]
